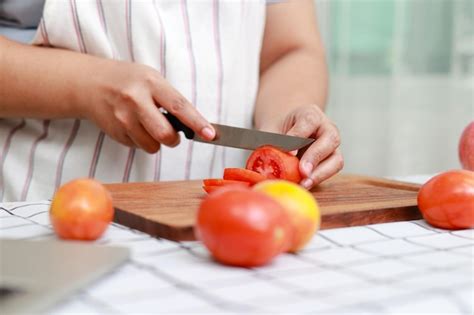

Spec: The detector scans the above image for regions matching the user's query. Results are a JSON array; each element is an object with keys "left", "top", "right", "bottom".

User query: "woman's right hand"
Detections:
[
  {"left": 0, "top": 37, "right": 213, "bottom": 153},
  {"left": 78, "top": 59, "right": 215, "bottom": 153}
]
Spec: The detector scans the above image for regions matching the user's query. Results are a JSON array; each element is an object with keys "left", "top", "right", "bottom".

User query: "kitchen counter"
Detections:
[{"left": 1, "top": 175, "right": 472, "bottom": 314}]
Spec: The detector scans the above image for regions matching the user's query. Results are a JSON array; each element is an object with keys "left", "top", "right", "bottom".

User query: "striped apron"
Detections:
[{"left": 0, "top": 0, "right": 266, "bottom": 201}]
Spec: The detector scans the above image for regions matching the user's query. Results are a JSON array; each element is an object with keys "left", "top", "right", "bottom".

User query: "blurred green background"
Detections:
[{"left": 315, "top": 0, "right": 473, "bottom": 177}]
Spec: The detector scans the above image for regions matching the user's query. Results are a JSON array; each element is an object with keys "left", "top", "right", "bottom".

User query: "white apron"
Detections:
[{"left": 0, "top": 0, "right": 266, "bottom": 201}]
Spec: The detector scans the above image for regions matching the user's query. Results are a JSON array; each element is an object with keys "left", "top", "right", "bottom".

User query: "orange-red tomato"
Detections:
[
  {"left": 196, "top": 187, "right": 292, "bottom": 267},
  {"left": 417, "top": 170, "right": 474, "bottom": 229},
  {"left": 246, "top": 146, "right": 302, "bottom": 183},
  {"left": 50, "top": 178, "right": 114, "bottom": 240}
]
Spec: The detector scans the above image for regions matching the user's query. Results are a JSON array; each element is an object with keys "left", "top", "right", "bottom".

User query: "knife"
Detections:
[{"left": 163, "top": 112, "right": 314, "bottom": 151}]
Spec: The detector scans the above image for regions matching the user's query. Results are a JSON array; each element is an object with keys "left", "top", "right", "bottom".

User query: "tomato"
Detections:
[
  {"left": 50, "top": 178, "right": 114, "bottom": 241},
  {"left": 223, "top": 168, "right": 266, "bottom": 185},
  {"left": 459, "top": 121, "right": 474, "bottom": 171},
  {"left": 196, "top": 188, "right": 293, "bottom": 267},
  {"left": 417, "top": 170, "right": 474, "bottom": 229},
  {"left": 254, "top": 180, "right": 320, "bottom": 252},
  {"left": 246, "top": 146, "right": 302, "bottom": 183},
  {"left": 203, "top": 179, "right": 250, "bottom": 187}
]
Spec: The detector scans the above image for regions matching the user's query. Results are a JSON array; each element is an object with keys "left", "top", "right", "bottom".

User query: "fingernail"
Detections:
[
  {"left": 301, "top": 178, "right": 313, "bottom": 189},
  {"left": 289, "top": 150, "right": 298, "bottom": 156},
  {"left": 302, "top": 161, "right": 313, "bottom": 176},
  {"left": 201, "top": 126, "right": 215, "bottom": 140}
]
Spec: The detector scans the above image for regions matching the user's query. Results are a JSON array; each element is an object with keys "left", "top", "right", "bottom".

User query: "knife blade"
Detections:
[{"left": 164, "top": 112, "right": 314, "bottom": 151}]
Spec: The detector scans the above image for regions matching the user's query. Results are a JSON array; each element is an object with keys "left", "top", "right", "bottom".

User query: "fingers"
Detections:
[
  {"left": 286, "top": 111, "right": 321, "bottom": 139},
  {"left": 126, "top": 120, "right": 162, "bottom": 153},
  {"left": 299, "top": 121, "right": 341, "bottom": 177},
  {"left": 101, "top": 65, "right": 204, "bottom": 150},
  {"left": 113, "top": 97, "right": 179, "bottom": 151},
  {"left": 301, "top": 150, "right": 344, "bottom": 189},
  {"left": 282, "top": 105, "right": 341, "bottom": 183},
  {"left": 115, "top": 133, "right": 135, "bottom": 148},
  {"left": 136, "top": 100, "right": 181, "bottom": 148},
  {"left": 285, "top": 105, "right": 324, "bottom": 159},
  {"left": 151, "top": 79, "right": 215, "bottom": 140}
]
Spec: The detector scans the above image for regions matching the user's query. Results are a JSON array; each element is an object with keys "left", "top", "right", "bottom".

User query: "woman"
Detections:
[{"left": 0, "top": 0, "right": 343, "bottom": 201}]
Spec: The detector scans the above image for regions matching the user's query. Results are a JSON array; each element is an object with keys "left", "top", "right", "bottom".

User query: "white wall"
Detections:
[
  {"left": 314, "top": 0, "right": 474, "bottom": 177},
  {"left": 326, "top": 76, "right": 473, "bottom": 177}
]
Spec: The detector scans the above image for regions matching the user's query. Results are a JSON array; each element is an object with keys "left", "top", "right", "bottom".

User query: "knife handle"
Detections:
[{"left": 163, "top": 112, "right": 195, "bottom": 140}]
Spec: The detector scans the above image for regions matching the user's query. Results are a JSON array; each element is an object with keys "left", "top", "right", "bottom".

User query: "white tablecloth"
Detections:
[{"left": 1, "top": 175, "right": 473, "bottom": 314}]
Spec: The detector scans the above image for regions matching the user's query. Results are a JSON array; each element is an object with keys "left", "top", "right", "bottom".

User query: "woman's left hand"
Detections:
[{"left": 262, "top": 104, "right": 344, "bottom": 190}]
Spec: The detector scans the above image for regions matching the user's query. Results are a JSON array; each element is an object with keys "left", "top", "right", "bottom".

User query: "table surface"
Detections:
[{"left": 1, "top": 175, "right": 473, "bottom": 314}]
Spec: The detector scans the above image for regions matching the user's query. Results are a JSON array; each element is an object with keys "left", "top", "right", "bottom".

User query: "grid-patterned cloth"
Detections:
[{"left": 1, "top": 178, "right": 473, "bottom": 314}]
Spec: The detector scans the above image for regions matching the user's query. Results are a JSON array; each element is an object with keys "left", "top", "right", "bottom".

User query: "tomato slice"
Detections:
[
  {"left": 246, "top": 145, "right": 302, "bottom": 183},
  {"left": 203, "top": 179, "right": 250, "bottom": 187},
  {"left": 202, "top": 181, "right": 250, "bottom": 194},
  {"left": 223, "top": 168, "right": 266, "bottom": 185},
  {"left": 203, "top": 186, "right": 223, "bottom": 194}
]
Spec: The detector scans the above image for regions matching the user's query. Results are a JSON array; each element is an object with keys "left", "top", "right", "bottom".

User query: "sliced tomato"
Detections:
[
  {"left": 202, "top": 182, "right": 249, "bottom": 194},
  {"left": 203, "top": 179, "right": 250, "bottom": 187},
  {"left": 246, "top": 145, "right": 302, "bottom": 183},
  {"left": 223, "top": 168, "right": 266, "bottom": 185},
  {"left": 203, "top": 186, "right": 223, "bottom": 194}
]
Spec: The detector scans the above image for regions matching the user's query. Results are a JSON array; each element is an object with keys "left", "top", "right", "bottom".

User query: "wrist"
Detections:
[
  {"left": 65, "top": 82, "right": 88, "bottom": 119},
  {"left": 66, "top": 55, "right": 110, "bottom": 120}
]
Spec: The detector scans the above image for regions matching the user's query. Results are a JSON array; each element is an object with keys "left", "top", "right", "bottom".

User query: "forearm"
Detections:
[
  {"left": 0, "top": 36, "right": 102, "bottom": 119},
  {"left": 254, "top": 47, "right": 328, "bottom": 131}
]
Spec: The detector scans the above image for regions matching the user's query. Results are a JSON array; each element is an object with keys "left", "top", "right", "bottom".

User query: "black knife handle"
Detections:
[{"left": 163, "top": 112, "right": 195, "bottom": 140}]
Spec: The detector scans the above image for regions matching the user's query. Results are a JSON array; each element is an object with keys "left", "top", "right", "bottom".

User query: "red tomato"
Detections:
[
  {"left": 203, "top": 179, "right": 250, "bottom": 187},
  {"left": 223, "top": 168, "right": 266, "bottom": 185},
  {"left": 246, "top": 146, "right": 302, "bottom": 183},
  {"left": 196, "top": 188, "right": 293, "bottom": 267},
  {"left": 417, "top": 170, "right": 474, "bottom": 229},
  {"left": 459, "top": 121, "right": 474, "bottom": 171},
  {"left": 50, "top": 178, "right": 114, "bottom": 241}
]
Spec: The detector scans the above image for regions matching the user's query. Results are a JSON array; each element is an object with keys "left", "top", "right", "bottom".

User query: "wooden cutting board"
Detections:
[{"left": 105, "top": 174, "right": 422, "bottom": 241}]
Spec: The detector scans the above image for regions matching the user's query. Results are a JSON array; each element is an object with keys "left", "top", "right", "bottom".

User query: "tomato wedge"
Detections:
[
  {"left": 246, "top": 145, "right": 302, "bottom": 183},
  {"left": 202, "top": 179, "right": 250, "bottom": 194},
  {"left": 203, "top": 186, "right": 224, "bottom": 194},
  {"left": 203, "top": 179, "right": 250, "bottom": 187},
  {"left": 223, "top": 168, "right": 266, "bottom": 185}
]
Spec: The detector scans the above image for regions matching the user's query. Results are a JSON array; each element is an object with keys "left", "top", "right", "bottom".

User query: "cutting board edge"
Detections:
[
  {"left": 113, "top": 207, "right": 195, "bottom": 241},
  {"left": 113, "top": 204, "right": 422, "bottom": 241},
  {"left": 321, "top": 198, "right": 418, "bottom": 214},
  {"left": 320, "top": 204, "right": 422, "bottom": 230}
]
